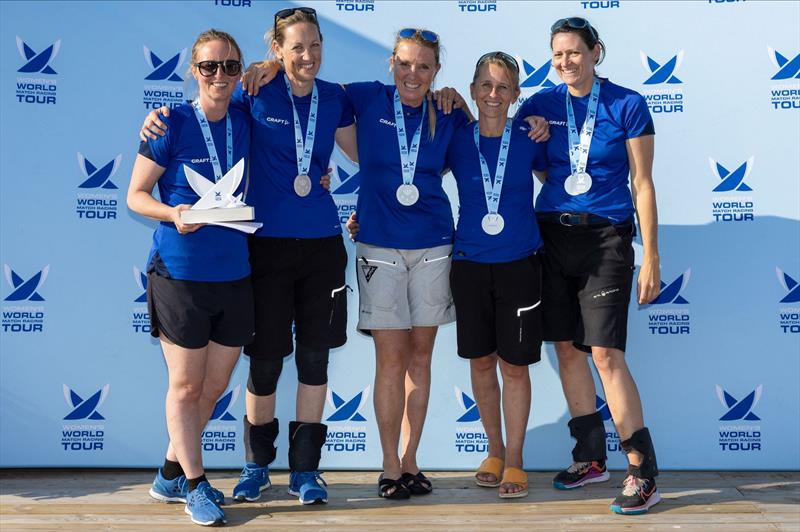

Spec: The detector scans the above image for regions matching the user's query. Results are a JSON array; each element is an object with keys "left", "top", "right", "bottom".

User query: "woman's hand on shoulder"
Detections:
[
  {"left": 241, "top": 60, "right": 281, "bottom": 96},
  {"left": 140, "top": 106, "right": 170, "bottom": 142},
  {"left": 431, "top": 87, "right": 467, "bottom": 115},
  {"left": 170, "top": 204, "right": 204, "bottom": 235},
  {"left": 524, "top": 115, "right": 550, "bottom": 143}
]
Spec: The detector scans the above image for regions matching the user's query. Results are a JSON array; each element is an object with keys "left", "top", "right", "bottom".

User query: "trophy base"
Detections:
[{"left": 180, "top": 206, "right": 255, "bottom": 224}]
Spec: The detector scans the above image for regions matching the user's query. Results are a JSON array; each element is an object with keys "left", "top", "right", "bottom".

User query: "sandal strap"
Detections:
[
  {"left": 476, "top": 457, "right": 505, "bottom": 479},
  {"left": 501, "top": 467, "right": 529, "bottom": 489}
]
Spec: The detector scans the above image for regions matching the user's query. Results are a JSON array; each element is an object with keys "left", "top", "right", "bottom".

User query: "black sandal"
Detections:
[
  {"left": 378, "top": 474, "right": 411, "bottom": 500},
  {"left": 401, "top": 471, "right": 433, "bottom": 495}
]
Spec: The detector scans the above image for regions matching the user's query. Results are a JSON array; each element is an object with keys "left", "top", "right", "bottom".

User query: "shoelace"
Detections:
[
  {"left": 298, "top": 471, "right": 327, "bottom": 487},
  {"left": 620, "top": 475, "right": 644, "bottom": 496},
  {"left": 567, "top": 461, "right": 592, "bottom": 474},
  {"left": 240, "top": 466, "right": 265, "bottom": 481}
]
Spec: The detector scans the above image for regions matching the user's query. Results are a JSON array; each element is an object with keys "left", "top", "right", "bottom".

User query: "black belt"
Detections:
[{"left": 537, "top": 212, "right": 614, "bottom": 227}]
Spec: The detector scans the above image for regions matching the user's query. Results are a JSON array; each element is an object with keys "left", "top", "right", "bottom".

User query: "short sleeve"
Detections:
[
  {"left": 343, "top": 81, "right": 383, "bottom": 117},
  {"left": 230, "top": 83, "right": 251, "bottom": 115},
  {"left": 451, "top": 107, "right": 470, "bottom": 129},
  {"left": 138, "top": 114, "right": 174, "bottom": 167},
  {"left": 515, "top": 93, "right": 541, "bottom": 121},
  {"left": 622, "top": 93, "right": 655, "bottom": 138}
]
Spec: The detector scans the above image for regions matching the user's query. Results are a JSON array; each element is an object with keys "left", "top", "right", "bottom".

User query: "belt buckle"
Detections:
[{"left": 559, "top": 213, "right": 574, "bottom": 227}]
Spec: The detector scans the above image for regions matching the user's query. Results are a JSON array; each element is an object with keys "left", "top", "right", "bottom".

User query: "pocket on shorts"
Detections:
[
  {"left": 421, "top": 249, "right": 453, "bottom": 307},
  {"left": 329, "top": 284, "right": 348, "bottom": 330},
  {"left": 358, "top": 246, "right": 402, "bottom": 311}
]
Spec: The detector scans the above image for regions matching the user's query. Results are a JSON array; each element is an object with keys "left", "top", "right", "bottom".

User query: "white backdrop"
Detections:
[{"left": 1, "top": 0, "right": 799, "bottom": 471}]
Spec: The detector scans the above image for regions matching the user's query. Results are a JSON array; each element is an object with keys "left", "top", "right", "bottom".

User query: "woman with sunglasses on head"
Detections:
[
  {"left": 128, "top": 29, "right": 251, "bottom": 527},
  {"left": 517, "top": 17, "right": 662, "bottom": 514},
  {"left": 141, "top": 7, "right": 358, "bottom": 507},
  {"left": 445, "top": 51, "right": 547, "bottom": 499}
]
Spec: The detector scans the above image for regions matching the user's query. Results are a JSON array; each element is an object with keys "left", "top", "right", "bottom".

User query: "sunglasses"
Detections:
[
  {"left": 274, "top": 6, "right": 317, "bottom": 31},
  {"left": 475, "top": 51, "right": 519, "bottom": 72},
  {"left": 550, "top": 17, "right": 599, "bottom": 40},
  {"left": 397, "top": 28, "right": 439, "bottom": 44},
  {"left": 194, "top": 60, "right": 242, "bottom": 77}
]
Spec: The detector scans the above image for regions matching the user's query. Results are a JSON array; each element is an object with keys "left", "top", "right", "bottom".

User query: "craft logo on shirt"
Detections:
[
  {"left": 767, "top": 47, "right": 800, "bottom": 111},
  {"left": 596, "top": 395, "right": 624, "bottom": 454},
  {"left": 75, "top": 153, "right": 120, "bottom": 221},
  {"left": 15, "top": 36, "right": 59, "bottom": 105},
  {"left": 457, "top": 0, "right": 497, "bottom": 13},
  {"left": 2, "top": 264, "right": 47, "bottom": 333},
  {"left": 202, "top": 385, "right": 239, "bottom": 453},
  {"left": 131, "top": 266, "right": 151, "bottom": 334},
  {"left": 709, "top": 157, "right": 755, "bottom": 222},
  {"left": 335, "top": 0, "right": 374, "bottom": 12},
  {"left": 213, "top": 0, "right": 251, "bottom": 6},
  {"left": 646, "top": 268, "right": 691, "bottom": 335},
  {"left": 61, "top": 384, "right": 108, "bottom": 452},
  {"left": 639, "top": 50, "right": 684, "bottom": 114},
  {"left": 776, "top": 267, "right": 800, "bottom": 334},
  {"left": 581, "top": 0, "right": 620, "bottom": 8},
  {"left": 324, "top": 387, "right": 369, "bottom": 453},
  {"left": 142, "top": 46, "right": 186, "bottom": 110},
  {"left": 331, "top": 152, "right": 360, "bottom": 229},
  {"left": 716, "top": 385, "right": 762, "bottom": 452},
  {"left": 453, "top": 386, "right": 487, "bottom": 453}
]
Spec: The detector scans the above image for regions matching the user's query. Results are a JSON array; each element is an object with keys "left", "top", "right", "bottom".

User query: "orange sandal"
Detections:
[
  {"left": 475, "top": 457, "right": 504, "bottom": 488},
  {"left": 499, "top": 467, "right": 529, "bottom": 499}
]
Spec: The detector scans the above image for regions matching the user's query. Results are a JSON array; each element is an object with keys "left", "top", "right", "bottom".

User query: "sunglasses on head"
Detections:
[
  {"left": 397, "top": 28, "right": 439, "bottom": 44},
  {"left": 194, "top": 60, "right": 242, "bottom": 77},
  {"left": 550, "top": 17, "right": 599, "bottom": 40},
  {"left": 475, "top": 51, "right": 519, "bottom": 72},
  {"left": 274, "top": 6, "right": 317, "bottom": 31}
]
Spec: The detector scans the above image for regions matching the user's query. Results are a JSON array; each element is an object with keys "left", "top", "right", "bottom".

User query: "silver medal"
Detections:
[
  {"left": 396, "top": 184, "right": 420, "bottom": 206},
  {"left": 481, "top": 213, "right": 505, "bottom": 235},
  {"left": 564, "top": 172, "right": 592, "bottom": 196},
  {"left": 294, "top": 174, "right": 312, "bottom": 197}
]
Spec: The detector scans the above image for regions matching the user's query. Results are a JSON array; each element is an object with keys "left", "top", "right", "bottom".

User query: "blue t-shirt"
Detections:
[
  {"left": 447, "top": 120, "right": 547, "bottom": 263},
  {"left": 517, "top": 79, "right": 654, "bottom": 222},
  {"left": 139, "top": 103, "right": 251, "bottom": 282},
  {"left": 232, "top": 77, "right": 354, "bottom": 238},
  {"left": 346, "top": 81, "right": 470, "bottom": 249}
]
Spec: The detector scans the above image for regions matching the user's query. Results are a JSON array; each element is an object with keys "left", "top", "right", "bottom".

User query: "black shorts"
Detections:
[
  {"left": 244, "top": 235, "right": 348, "bottom": 360},
  {"left": 538, "top": 216, "right": 635, "bottom": 353},
  {"left": 147, "top": 272, "right": 255, "bottom": 349},
  {"left": 449, "top": 254, "right": 543, "bottom": 366}
]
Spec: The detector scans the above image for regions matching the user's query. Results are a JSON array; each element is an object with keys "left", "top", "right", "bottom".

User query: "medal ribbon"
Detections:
[
  {"left": 565, "top": 78, "right": 600, "bottom": 177},
  {"left": 191, "top": 99, "right": 232, "bottom": 182},
  {"left": 284, "top": 74, "right": 318, "bottom": 177},
  {"left": 473, "top": 119, "right": 512, "bottom": 216},
  {"left": 393, "top": 89, "right": 426, "bottom": 186}
]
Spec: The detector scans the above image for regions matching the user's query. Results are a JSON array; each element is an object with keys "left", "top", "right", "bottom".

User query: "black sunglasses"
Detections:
[
  {"left": 397, "top": 28, "right": 439, "bottom": 44},
  {"left": 274, "top": 6, "right": 317, "bottom": 31},
  {"left": 550, "top": 17, "right": 599, "bottom": 40},
  {"left": 476, "top": 51, "right": 519, "bottom": 72},
  {"left": 194, "top": 60, "right": 242, "bottom": 77}
]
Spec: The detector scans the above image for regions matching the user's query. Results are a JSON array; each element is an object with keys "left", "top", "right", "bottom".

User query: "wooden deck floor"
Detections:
[{"left": 1, "top": 470, "right": 798, "bottom": 530}]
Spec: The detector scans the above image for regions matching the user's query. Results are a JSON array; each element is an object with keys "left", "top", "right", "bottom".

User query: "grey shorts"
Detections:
[{"left": 355, "top": 243, "right": 455, "bottom": 333}]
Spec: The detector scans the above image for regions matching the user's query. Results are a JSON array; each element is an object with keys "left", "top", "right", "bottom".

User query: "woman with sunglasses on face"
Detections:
[
  {"left": 141, "top": 7, "right": 358, "bottom": 507},
  {"left": 445, "top": 52, "right": 547, "bottom": 499},
  {"left": 517, "top": 17, "right": 662, "bottom": 514},
  {"left": 128, "top": 29, "right": 251, "bottom": 527}
]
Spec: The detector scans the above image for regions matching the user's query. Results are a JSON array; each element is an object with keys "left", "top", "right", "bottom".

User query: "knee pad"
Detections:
[
  {"left": 247, "top": 357, "right": 283, "bottom": 396},
  {"left": 295, "top": 344, "right": 329, "bottom": 386},
  {"left": 568, "top": 411, "right": 607, "bottom": 462}
]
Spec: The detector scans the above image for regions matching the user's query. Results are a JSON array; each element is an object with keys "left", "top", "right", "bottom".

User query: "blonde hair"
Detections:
[
  {"left": 191, "top": 28, "right": 243, "bottom": 67},
  {"left": 265, "top": 8, "right": 322, "bottom": 56},
  {"left": 393, "top": 29, "right": 440, "bottom": 139},
  {"left": 471, "top": 57, "right": 520, "bottom": 94}
]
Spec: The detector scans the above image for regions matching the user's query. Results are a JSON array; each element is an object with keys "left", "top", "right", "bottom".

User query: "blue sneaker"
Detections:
[
  {"left": 149, "top": 469, "right": 188, "bottom": 503},
  {"left": 233, "top": 463, "right": 271, "bottom": 502},
  {"left": 288, "top": 471, "right": 328, "bottom": 505},
  {"left": 185, "top": 481, "right": 226, "bottom": 526}
]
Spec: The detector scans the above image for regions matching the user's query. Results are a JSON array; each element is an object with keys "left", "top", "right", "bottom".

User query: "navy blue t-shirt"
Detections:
[
  {"left": 139, "top": 102, "right": 251, "bottom": 282},
  {"left": 346, "top": 81, "right": 470, "bottom": 249},
  {"left": 232, "top": 77, "right": 354, "bottom": 238},
  {"left": 517, "top": 79, "right": 654, "bottom": 222},
  {"left": 447, "top": 120, "right": 547, "bottom": 263}
]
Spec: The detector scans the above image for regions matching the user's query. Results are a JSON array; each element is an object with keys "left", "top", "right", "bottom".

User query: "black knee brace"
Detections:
[
  {"left": 247, "top": 357, "right": 283, "bottom": 396},
  {"left": 569, "top": 411, "right": 607, "bottom": 463},
  {"left": 295, "top": 344, "right": 329, "bottom": 386},
  {"left": 243, "top": 416, "right": 279, "bottom": 466},
  {"left": 288, "top": 421, "right": 327, "bottom": 472},
  {"left": 621, "top": 427, "right": 659, "bottom": 478}
]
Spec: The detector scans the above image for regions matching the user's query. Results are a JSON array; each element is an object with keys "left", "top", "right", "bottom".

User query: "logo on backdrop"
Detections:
[
  {"left": 202, "top": 385, "right": 239, "bottom": 453},
  {"left": 776, "top": 267, "right": 800, "bottom": 334},
  {"left": 716, "top": 385, "right": 762, "bottom": 452},
  {"left": 325, "top": 387, "right": 369, "bottom": 453},
  {"left": 213, "top": 0, "right": 251, "bottom": 6},
  {"left": 76, "top": 153, "right": 121, "bottom": 221},
  {"left": 142, "top": 46, "right": 186, "bottom": 110},
  {"left": 596, "top": 395, "right": 623, "bottom": 454},
  {"left": 581, "top": 0, "right": 620, "bottom": 8},
  {"left": 767, "top": 47, "right": 800, "bottom": 110},
  {"left": 520, "top": 57, "right": 556, "bottom": 89},
  {"left": 707, "top": 0, "right": 746, "bottom": 4},
  {"left": 639, "top": 50, "right": 684, "bottom": 114},
  {"left": 646, "top": 268, "right": 691, "bottom": 335},
  {"left": 331, "top": 150, "right": 360, "bottom": 229},
  {"left": 457, "top": 0, "right": 497, "bottom": 13},
  {"left": 131, "top": 266, "right": 151, "bottom": 334},
  {"left": 15, "top": 36, "right": 59, "bottom": 105},
  {"left": 61, "top": 384, "right": 108, "bottom": 451},
  {"left": 336, "top": 0, "right": 374, "bottom": 12},
  {"left": 2, "top": 264, "right": 47, "bottom": 333},
  {"left": 709, "top": 156, "right": 755, "bottom": 222},
  {"left": 453, "top": 386, "right": 487, "bottom": 453}
]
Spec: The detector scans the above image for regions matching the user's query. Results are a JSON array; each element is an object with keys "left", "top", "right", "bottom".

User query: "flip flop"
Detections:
[
  {"left": 475, "top": 456, "right": 504, "bottom": 488},
  {"left": 499, "top": 467, "right": 529, "bottom": 499},
  {"left": 401, "top": 471, "right": 433, "bottom": 495}
]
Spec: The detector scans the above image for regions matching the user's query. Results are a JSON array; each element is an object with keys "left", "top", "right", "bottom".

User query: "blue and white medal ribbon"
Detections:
[
  {"left": 564, "top": 78, "right": 600, "bottom": 196},
  {"left": 284, "top": 74, "right": 318, "bottom": 197},
  {"left": 474, "top": 119, "right": 512, "bottom": 236},
  {"left": 191, "top": 99, "right": 232, "bottom": 184},
  {"left": 393, "top": 89, "right": 426, "bottom": 206}
]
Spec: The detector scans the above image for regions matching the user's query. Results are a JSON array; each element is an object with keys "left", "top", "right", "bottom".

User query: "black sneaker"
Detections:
[
  {"left": 552, "top": 460, "right": 610, "bottom": 490},
  {"left": 610, "top": 474, "right": 661, "bottom": 515}
]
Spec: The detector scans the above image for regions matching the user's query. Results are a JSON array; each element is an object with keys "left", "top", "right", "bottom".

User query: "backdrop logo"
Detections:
[
  {"left": 75, "top": 153, "right": 121, "bottom": 221},
  {"left": 647, "top": 269, "right": 691, "bottom": 335},
  {"left": 776, "top": 267, "right": 800, "bottom": 334},
  {"left": 641, "top": 50, "right": 683, "bottom": 85},
  {"left": 767, "top": 47, "right": 800, "bottom": 110},
  {"left": 596, "top": 395, "right": 623, "bottom": 453},
  {"left": 2, "top": 264, "right": 47, "bottom": 333},
  {"left": 455, "top": 386, "right": 481, "bottom": 422},
  {"left": 61, "top": 384, "right": 108, "bottom": 451},
  {"left": 716, "top": 385, "right": 762, "bottom": 452},
  {"left": 4, "top": 264, "right": 48, "bottom": 302},
  {"left": 581, "top": 0, "right": 620, "bottom": 8},
  {"left": 453, "top": 386, "right": 486, "bottom": 453},
  {"left": 596, "top": 395, "right": 612, "bottom": 422},
  {"left": 213, "top": 0, "right": 251, "bottom": 6},
  {"left": 15, "top": 37, "right": 58, "bottom": 104},
  {"left": 325, "top": 386, "right": 369, "bottom": 453},
  {"left": 520, "top": 58, "right": 556, "bottom": 89},
  {"left": 130, "top": 266, "right": 151, "bottom": 334},
  {"left": 336, "top": 0, "right": 374, "bottom": 12},
  {"left": 326, "top": 387, "right": 369, "bottom": 422},
  {"left": 203, "top": 385, "right": 240, "bottom": 452},
  {"left": 710, "top": 157, "right": 755, "bottom": 222},
  {"left": 331, "top": 151, "right": 359, "bottom": 229},
  {"left": 457, "top": 0, "right": 497, "bottom": 13},
  {"left": 143, "top": 46, "right": 186, "bottom": 81},
  {"left": 639, "top": 50, "right": 684, "bottom": 114},
  {"left": 142, "top": 46, "right": 185, "bottom": 110}
]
